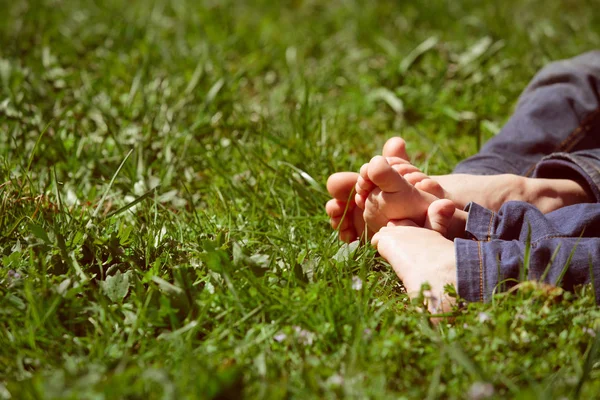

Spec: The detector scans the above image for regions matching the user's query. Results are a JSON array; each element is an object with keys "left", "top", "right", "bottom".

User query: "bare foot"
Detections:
[
  {"left": 326, "top": 137, "right": 411, "bottom": 242},
  {"left": 433, "top": 173, "right": 593, "bottom": 213},
  {"left": 357, "top": 155, "right": 441, "bottom": 232},
  {"left": 371, "top": 199, "right": 459, "bottom": 314},
  {"left": 327, "top": 137, "right": 457, "bottom": 242},
  {"left": 326, "top": 171, "right": 368, "bottom": 242}
]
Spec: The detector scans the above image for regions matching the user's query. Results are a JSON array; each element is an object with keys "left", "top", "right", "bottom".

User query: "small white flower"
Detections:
[
  {"left": 583, "top": 327, "right": 597, "bottom": 337},
  {"left": 477, "top": 312, "right": 491, "bottom": 323},
  {"left": 352, "top": 276, "right": 363, "bottom": 291},
  {"left": 423, "top": 290, "right": 441, "bottom": 313},
  {"left": 64, "top": 188, "right": 79, "bottom": 207},
  {"left": 274, "top": 333, "right": 287, "bottom": 342},
  {"left": 293, "top": 326, "right": 315, "bottom": 345},
  {"left": 327, "top": 374, "right": 344, "bottom": 387},
  {"left": 468, "top": 382, "right": 494, "bottom": 400},
  {"left": 133, "top": 179, "right": 146, "bottom": 196},
  {"left": 7, "top": 270, "right": 22, "bottom": 280},
  {"left": 205, "top": 281, "right": 215, "bottom": 295}
]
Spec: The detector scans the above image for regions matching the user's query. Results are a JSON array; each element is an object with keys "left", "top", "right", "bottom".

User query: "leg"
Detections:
[
  {"left": 435, "top": 51, "right": 600, "bottom": 210},
  {"left": 456, "top": 201, "right": 600, "bottom": 303},
  {"left": 454, "top": 51, "right": 600, "bottom": 176}
]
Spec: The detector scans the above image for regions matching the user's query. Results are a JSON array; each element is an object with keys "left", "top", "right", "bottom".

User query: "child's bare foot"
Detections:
[
  {"left": 326, "top": 137, "right": 412, "bottom": 242},
  {"left": 371, "top": 199, "right": 459, "bottom": 314},
  {"left": 356, "top": 155, "right": 441, "bottom": 232},
  {"left": 326, "top": 172, "right": 369, "bottom": 242},
  {"left": 327, "top": 137, "right": 458, "bottom": 242}
]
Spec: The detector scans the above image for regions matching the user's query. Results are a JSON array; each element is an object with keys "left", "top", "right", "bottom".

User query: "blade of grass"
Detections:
[
  {"left": 554, "top": 233, "right": 584, "bottom": 287},
  {"left": 588, "top": 254, "right": 597, "bottom": 305},
  {"left": 521, "top": 223, "right": 532, "bottom": 282},
  {"left": 104, "top": 185, "right": 159, "bottom": 219},
  {"left": 92, "top": 149, "right": 134, "bottom": 219},
  {"left": 539, "top": 244, "right": 562, "bottom": 283}
]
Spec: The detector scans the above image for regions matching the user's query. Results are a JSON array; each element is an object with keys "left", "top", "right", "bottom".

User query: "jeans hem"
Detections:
[{"left": 455, "top": 239, "right": 484, "bottom": 302}]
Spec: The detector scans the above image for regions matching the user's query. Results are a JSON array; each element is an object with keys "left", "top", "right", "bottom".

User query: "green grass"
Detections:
[{"left": 2, "top": 0, "right": 600, "bottom": 398}]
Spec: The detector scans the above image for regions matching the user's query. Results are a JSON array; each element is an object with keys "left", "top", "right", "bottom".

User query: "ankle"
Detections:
[
  {"left": 523, "top": 177, "right": 594, "bottom": 213},
  {"left": 456, "top": 174, "right": 529, "bottom": 211}
]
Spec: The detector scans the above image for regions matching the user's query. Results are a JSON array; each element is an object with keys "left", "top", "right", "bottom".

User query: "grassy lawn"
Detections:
[{"left": 2, "top": 0, "right": 600, "bottom": 398}]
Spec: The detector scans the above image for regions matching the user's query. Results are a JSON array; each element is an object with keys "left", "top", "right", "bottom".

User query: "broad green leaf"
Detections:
[
  {"left": 333, "top": 240, "right": 360, "bottom": 263},
  {"left": 28, "top": 223, "right": 51, "bottom": 244},
  {"left": 101, "top": 271, "right": 131, "bottom": 303}
]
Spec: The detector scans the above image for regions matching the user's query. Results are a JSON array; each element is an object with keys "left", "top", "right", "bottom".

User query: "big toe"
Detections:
[
  {"left": 325, "top": 199, "right": 354, "bottom": 218},
  {"left": 382, "top": 137, "right": 409, "bottom": 160},
  {"left": 327, "top": 172, "right": 359, "bottom": 200},
  {"left": 367, "top": 156, "right": 412, "bottom": 193}
]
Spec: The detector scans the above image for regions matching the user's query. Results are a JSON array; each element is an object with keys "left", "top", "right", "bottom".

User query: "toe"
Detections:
[
  {"left": 390, "top": 162, "right": 421, "bottom": 175},
  {"left": 359, "top": 163, "right": 369, "bottom": 180},
  {"left": 355, "top": 192, "right": 366, "bottom": 209},
  {"left": 424, "top": 199, "right": 455, "bottom": 236},
  {"left": 325, "top": 199, "right": 354, "bottom": 218},
  {"left": 386, "top": 156, "right": 412, "bottom": 167},
  {"left": 403, "top": 171, "right": 430, "bottom": 186},
  {"left": 327, "top": 172, "right": 359, "bottom": 200},
  {"left": 356, "top": 175, "right": 375, "bottom": 195},
  {"left": 370, "top": 231, "right": 381, "bottom": 247},
  {"left": 364, "top": 190, "right": 390, "bottom": 232},
  {"left": 415, "top": 178, "right": 445, "bottom": 199},
  {"left": 367, "top": 156, "right": 412, "bottom": 193},
  {"left": 382, "top": 137, "right": 410, "bottom": 160}
]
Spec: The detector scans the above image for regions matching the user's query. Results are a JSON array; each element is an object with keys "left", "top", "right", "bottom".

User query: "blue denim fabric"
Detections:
[
  {"left": 454, "top": 51, "right": 600, "bottom": 184},
  {"left": 456, "top": 202, "right": 600, "bottom": 302},
  {"left": 452, "top": 51, "right": 600, "bottom": 302}
]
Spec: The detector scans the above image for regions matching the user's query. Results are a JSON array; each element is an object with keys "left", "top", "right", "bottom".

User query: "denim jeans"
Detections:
[{"left": 451, "top": 51, "right": 600, "bottom": 302}]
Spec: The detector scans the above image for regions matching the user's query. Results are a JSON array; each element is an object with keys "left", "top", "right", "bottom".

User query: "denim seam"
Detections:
[
  {"left": 524, "top": 107, "right": 600, "bottom": 177},
  {"left": 477, "top": 241, "right": 484, "bottom": 302},
  {"left": 557, "top": 108, "right": 600, "bottom": 151},
  {"left": 532, "top": 233, "right": 586, "bottom": 245}
]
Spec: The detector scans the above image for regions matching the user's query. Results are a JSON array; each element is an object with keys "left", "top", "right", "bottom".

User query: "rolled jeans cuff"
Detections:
[
  {"left": 463, "top": 202, "right": 496, "bottom": 240},
  {"left": 456, "top": 202, "right": 499, "bottom": 303},
  {"left": 532, "top": 152, "right": 600, "bottom": 202},
  {"left": 455, "top": 239, "right": 484, "bottom": 303}
]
